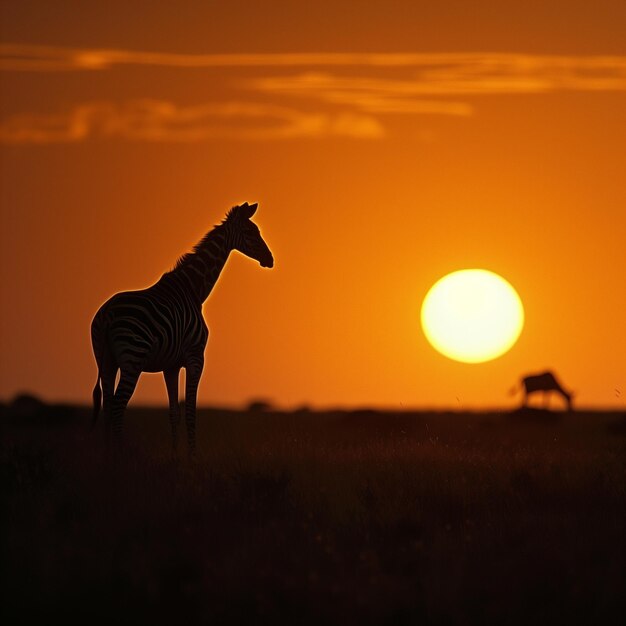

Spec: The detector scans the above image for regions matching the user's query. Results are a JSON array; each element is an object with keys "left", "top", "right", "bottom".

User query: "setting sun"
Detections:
[{"left": 421, "top": 269, "right": 524, "bottom": 364}]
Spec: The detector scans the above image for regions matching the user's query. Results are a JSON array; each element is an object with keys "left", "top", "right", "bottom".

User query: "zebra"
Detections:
[
  {"left": 90, "top": 202, "right": 273, "bottom": 456},
  {"left": 511, "top": 370, "right": 574, "bottom": 411}
]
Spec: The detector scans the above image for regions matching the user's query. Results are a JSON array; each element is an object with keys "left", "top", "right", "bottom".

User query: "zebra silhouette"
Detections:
[
  {"left": 91, "top": 202, "right": 273, "bottom": 455},
  {"left": 511, "top": 370, "right": 573, "bottom": 411}
]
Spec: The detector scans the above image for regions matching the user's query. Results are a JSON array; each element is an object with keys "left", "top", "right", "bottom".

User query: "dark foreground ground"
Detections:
[{"left": 2, "top": 399, "right": 626, "bottom": 626}]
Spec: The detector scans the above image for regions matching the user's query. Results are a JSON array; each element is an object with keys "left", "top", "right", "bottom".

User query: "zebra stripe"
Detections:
[{"left": 91, "top": 202, "right": 273, "bottom": 456}]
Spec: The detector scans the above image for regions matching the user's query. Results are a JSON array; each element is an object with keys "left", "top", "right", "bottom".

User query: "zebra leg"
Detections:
[
  {"left": 101, "top": 364, "right": 117, "bottom": 445},
  {"left": 101, "top": 361, "right": 117, "bottom": 414},
  {"left": 110, "top": 367, "right": 141, "bottom": 446},
  {"left": 164, "top": 368, "right": 181, "bottom": 456},
  {"left": 184, "top": 356, "right": 204, "bottom": 459}
]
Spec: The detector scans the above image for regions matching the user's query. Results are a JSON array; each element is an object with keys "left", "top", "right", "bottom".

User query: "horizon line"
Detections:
[{"left": 2, "top": 396, "right": 623, "bottom": 414}]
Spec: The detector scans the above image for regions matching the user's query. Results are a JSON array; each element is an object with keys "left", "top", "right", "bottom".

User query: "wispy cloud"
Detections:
[
  {"left": 3, "top": 44, "right": 526, "bottom": 71},
  {"left": 250, "top": 74, "right": 474, "bottom": 116},
  {"left": 2, "top": 44, "right": 625, "bottom": 144},
  {"left": 2, "top": 44, "right": 459, "bottom": 71},
  {"left": 0, "top": 100, "right": 385, "bottom": 144},
  {"left": 247, "top": 58, "right": 626, "bottom": 115},
  {"left": 250, "top": 62, "right": 626, "bottom": 106},
  {"left": 3, "top": 43, "right": 626, "bottom": 88}
]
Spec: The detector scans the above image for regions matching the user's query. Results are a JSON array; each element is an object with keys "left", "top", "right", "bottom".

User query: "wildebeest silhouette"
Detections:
[{"left": 511, "top": 370, "right": 574, "bottom": 411}]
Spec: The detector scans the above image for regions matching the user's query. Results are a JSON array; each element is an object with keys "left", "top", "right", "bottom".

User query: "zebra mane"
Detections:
[
  {"left": 222, "top": 207, "right": 236, "bottom": 223},
  {"left": 170, "top": 223, "right": 225, "bottom": 272},
  {"left": 168, "top": 204, "right": 247, "bottom": 273}
]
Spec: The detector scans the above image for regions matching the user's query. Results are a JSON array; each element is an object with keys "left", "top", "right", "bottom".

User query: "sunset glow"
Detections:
[{"left": 1, "top": 2, "right": 625, "bottom": 408}]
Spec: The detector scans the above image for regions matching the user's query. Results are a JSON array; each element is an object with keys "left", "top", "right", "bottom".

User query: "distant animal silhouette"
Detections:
[
  {"left": 511, "top": 371, "right": 573, "bottom": 411},
  {"left": 91, "top": 202, "right": 273, "bottom": 456}
]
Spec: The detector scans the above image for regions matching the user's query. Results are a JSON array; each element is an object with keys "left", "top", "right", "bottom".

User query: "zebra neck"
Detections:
[{"left": 174, "top": 229, "right": 232, "bottom": 303}]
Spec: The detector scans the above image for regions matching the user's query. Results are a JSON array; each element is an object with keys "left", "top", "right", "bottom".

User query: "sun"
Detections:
[{"left": 421, "top": 269, "right": 524, "bottom": 363}]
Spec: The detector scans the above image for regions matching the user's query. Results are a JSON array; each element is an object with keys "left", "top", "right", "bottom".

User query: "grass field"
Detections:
[{"left": 2, "top": 400, "right": 626, "bottom": 625}]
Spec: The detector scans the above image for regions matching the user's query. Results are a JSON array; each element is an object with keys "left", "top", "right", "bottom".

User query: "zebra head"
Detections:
[{"left": 225, "top": 202, "right": 274, "bottom": 268}]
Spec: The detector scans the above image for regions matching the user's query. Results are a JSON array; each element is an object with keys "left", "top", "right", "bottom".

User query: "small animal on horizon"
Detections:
[
  {"left": 510, "top": 370, "right": 574, "bottom": 411},
  {"left": 91, "top": 202, "right": 274, "bottom": 456}
]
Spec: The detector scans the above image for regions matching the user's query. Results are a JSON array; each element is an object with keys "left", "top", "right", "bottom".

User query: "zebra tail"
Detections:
[{"left": 91, "top": 375, "right": 102, "bottom": 430}]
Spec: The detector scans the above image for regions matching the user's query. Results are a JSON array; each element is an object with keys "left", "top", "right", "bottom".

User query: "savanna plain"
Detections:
[{"left": 3, "top": 399, "right": 626, "bottom": 625}]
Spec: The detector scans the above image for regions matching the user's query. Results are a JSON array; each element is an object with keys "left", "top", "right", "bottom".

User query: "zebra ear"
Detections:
[
  {"left": 226, "top": 202, "right": 258, "bottom": 222},
  {"left": 243, "top": 202, "right": 258, "bottom": 218}
]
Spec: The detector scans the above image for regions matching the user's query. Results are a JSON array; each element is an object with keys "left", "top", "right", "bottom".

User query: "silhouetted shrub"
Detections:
[
  {"left": 247, "top": 399, "right": 274, "bottom": 413},
  {"left": 5, "top": 393, "right": 78, "bottom": 425}
]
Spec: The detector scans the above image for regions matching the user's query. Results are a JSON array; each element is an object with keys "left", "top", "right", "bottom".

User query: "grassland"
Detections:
[{"left": 2, "top": 400, "right": 626, "bottom": 625}]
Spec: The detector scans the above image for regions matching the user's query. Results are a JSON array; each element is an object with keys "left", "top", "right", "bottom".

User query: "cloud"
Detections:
[
  {"left": 1, "top": 44, "right": 506, "bottom": 71},
  {"left": 0, "top": 99, "right": 385, "bottom": 144},
  {"left": 250, "top": 74, "right": 474, "bottom": 116},
  {"left": 246, "top": 56, "right": 626, "bottom": 122},
  {"left": 2, "top": 45, "right": 625, "bottom": 144},
  {"left": 248, "top": 60, "right": 626, "bottom": 114},
  {"left": 2, "top": 43, "right": 626, "bottom": 92}
]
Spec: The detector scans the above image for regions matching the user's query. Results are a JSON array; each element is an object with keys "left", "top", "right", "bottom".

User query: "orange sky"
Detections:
[{"left": 1, "top": 1, "right": 625, "bottom": 409}]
